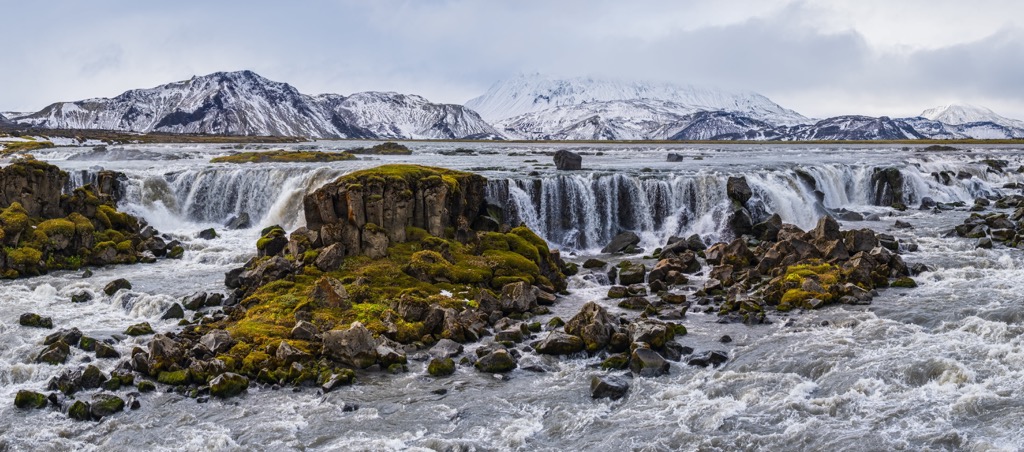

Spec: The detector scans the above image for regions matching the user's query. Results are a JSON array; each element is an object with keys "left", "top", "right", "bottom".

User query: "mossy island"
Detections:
[
  {"left": 131, "top": 164, "right": 577, "bottom": 393},
  {"left": 0, "top": 158, "right": 175, "bottom": 278},
  {"left": 210, "top": 149, "right": 357, "bottom": 164},
  {"left": 347, "top": 141, "right": 412, "bottom": 155}
]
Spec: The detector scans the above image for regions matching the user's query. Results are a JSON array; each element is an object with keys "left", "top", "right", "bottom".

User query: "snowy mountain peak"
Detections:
[
  {"left": 12, "top": 70, "right": 500, "bottom": 140},
  {"left": 466, "top": 73, "right": 808, "bottom": 126},
  {"left": 920, "top": 104, "right": 1024, "bottom": 128}
]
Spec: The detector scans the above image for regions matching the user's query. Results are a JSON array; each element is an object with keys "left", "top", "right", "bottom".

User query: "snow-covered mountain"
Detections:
[
  {"left": 11, "top": 71, "right": 500, "bottom": 140},
  {"left": 0, "top": 112, "right": 11, "bottom": 126},
  {"left": 467, "top": 74, "right": 809, "bottom": 129},
  {"left": 921, "top": 104, "right": 1024, "bottom": 129}
]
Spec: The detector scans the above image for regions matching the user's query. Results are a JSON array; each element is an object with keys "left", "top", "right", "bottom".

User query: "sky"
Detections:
[{"left": 3, "top": 0, "right": 1024, "bottom": 119}]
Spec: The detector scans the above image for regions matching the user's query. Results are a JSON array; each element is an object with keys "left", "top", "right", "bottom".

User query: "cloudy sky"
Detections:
[{"left": 3, "top": 0, "right": 1024, "bottom": 119}]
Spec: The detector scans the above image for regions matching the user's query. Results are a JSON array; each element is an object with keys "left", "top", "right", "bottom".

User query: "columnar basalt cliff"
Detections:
[
  {"left": 0, "top": 159, "right": 173, "bottom": 278},
  {"left": 302, "top": 165, "right": 491, "bottom": 258}
]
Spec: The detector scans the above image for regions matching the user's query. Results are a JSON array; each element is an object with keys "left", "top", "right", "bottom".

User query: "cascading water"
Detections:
[{"left": 489, "top": 159, "right": 1018, "bottom": 251}]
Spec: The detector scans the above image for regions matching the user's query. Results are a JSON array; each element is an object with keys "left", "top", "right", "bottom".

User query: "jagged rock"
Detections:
[
  {"left": 198, "top": 228, "right": 218, "bottom": 240},
  {"left": 124, "top": 322, "right": 153, "bottom": 336},
  {"left": 95, "top": 342, "right": 120, "bottom": 359},
  {"left": 534, "top": 331, "right": 585, "bottom": 355},
  {"left": 322, "top": 322, "right": 378, "bottom": 369},
  {"left": 565, "top": 301, "right": 618, "bottom": 352},
  {"left": 630, "top": 347, "right": 670, "bottom": 377},
  {"left": 628, "top": 320, "right": 673, "bottom": 349},
  {"left": 726, "top": 176, "right": 753, "bottom": 204},
  {"left": 80, "top": 365, "right": 107, "bottom": 389},
  {"left": 37, "top": 341, "right": 70, "bottom": 364},
  {"left": 617, "top": 261, "right": 646, "bottom": 285},
  {"left": 666, "top": 153, "right": 684, "bottom": 162},
  {"left": 275, "top": 340, "right": 311, "bottom": 365},
  {"left": 291, "top": 320, "right": 319, "bottom": 340},
  {"left": 607, "top": 286, "right": 628, "bottom": 298},
  {"left": 68, "top": 400, "right": 91, "bottom": 421},
  {"left": 210, "top": 373, "right": 249, "bottom": 398},
  {"left": 871, "top": 167, "right": 905, "bottom": 206},
  {"left": 601, "top": 232, "right": 640, "bottom": 254},
  {"left": 309, "top": 276, "right": 350, "bottom": 309},
  {"left": 103, "top": 278, "right": 132, "bottom": 296},
  {"left": 19, "top": 313, "right": 53, "bottom": 329},
  {"left": 429, "top": 338, "right": 465, "bottom": 359},
  {"left": 200, "top": 329, "right": 234, "bottom": 354},
  {"left": 553, "top": 150, "right": 582, "bottom": 170},
  {"left": 71, "top": 291, "right": 93, "bottom": 303},
  {"left": 160, "top": 303, "right": 185, "bottom": 320},
  {"left": 499, "top": 281, "right": 537, "bottom": 314},
  {"left": 226, "top": 213, "right": 251, "bottom": 230},
  {"left": 688, "top": 351, "right": 729, "bottom": 367},
  {"left": 590, "top": 375, "right": 630, "bottom": 400}
]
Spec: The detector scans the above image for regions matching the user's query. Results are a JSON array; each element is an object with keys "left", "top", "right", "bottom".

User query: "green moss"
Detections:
[
  {"left": 36, "top": 218, "right": 75, "bottom": 238},
  {"left": 0, "top": 202, "right": 30, "bottom": 237},
  {"left": 891, "top": 277, "right": 918, "bottom": 288},
  {"left": 7, "top": 247, "right": 42, "bottom": 266},
  {"left": 115, "top": 240, "right": 134, "bottom": 253},
  {"left": 157, "top": 369, "right": 190, "bottom": 386},
  {"left": 211, "top": 150, "right": 357, "bottom": 163}
]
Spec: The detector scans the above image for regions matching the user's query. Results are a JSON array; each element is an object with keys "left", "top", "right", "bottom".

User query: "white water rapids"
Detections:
[{"left": 1, "top": 141, "right": 1023, "bottom": 451}]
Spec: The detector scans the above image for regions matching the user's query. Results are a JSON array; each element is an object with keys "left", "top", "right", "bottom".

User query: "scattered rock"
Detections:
[
  {"left": 630, "top": 347, "right": 670, "bottom": 377},
  {"left": 103, "top": 278, "right": 132, "bottom": 296},
  {"left": 90, "top": 393, "right": 125, "bottom": 419},
  {"left": 474, "top": 349, "right": 517, "bottom": 373},
  {"left": 161, "top": 303, "right": 185, "bottom": 320},
  {"left": 590, "top": 375, "right": 630, "bottom": 400},
  {"left": 534, "top": 331, "right": 585, "bottom": 355},
  {"left": 321, "top": 322, "right": 378, "bottom": 369},
  {"left": 19, "top": 313, "right": 53, "bottom": 329},
  {"left": 601, "top": 232, "right": 640, "bottom": 254},
  {"left": 687, "top": 351, "right": 729, "bottom": 367},
  {"left": 427, "top": 358, "right": 456, "bottom": 377},
  {"left": 14, "top": 390, "right": 47, "bottom": 409},
  {"left": 210, "top": 373, "right": 249, "bottom": 398},
  {"left": 124, "top": 322, "right": 154, "bottom": 336},
  {"left": 726, "top": 176, "right": 753, "bottom": 205},
  {"left": 198, "top": 228, "right": 218, "bottom": 240}
]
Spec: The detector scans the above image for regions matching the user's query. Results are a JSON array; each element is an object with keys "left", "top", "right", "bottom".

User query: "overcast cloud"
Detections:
[{"left": 3, "top": 0, "right": 1023, "bottom": 119}]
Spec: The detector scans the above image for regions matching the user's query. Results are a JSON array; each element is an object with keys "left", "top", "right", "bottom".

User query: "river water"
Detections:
[{"left": 2, "top": 142, "right": 1024, "bottom": 451}]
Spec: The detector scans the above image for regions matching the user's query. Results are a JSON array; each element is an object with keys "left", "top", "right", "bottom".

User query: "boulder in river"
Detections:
[
  {"left": 590, "top": 375, "right": 630, "bottom": 400},
  {"left": 210, "top": 372, "right": 249, "bottom": 398},
  {"left": 553, "top": 150, "right": 582, "bottom": 170},
  {"left": 601, "top": 231, "right": 640, "bottom": 254},
  {"left": 19, "top": 313, "right": 53, "bottom": 328}
]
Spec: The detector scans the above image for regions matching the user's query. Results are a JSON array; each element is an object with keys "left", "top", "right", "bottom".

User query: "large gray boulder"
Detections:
[{"left": 321, "top": 322, "right": 378, "bottom": 368}]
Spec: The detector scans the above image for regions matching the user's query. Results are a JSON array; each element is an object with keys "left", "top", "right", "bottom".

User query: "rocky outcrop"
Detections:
[
  {"left": 303, "top": 165, "right": 489, "bottom": 257},
  {"left": 0, "top": 159, "right": 171, "bottom": 278}
]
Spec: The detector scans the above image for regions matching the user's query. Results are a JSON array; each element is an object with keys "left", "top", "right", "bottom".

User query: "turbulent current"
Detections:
[{"left": 3, "top": 141, "right": 1024, "bottom": 451}]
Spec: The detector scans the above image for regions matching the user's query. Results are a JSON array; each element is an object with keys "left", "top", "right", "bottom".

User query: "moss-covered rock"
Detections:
[
  {"left": 68, "top": 400, "right": 91, "bottom": 421},
  {"left": 124, "top": 322, "right": 154, "bottom": 336},
  {"left": 18, "top": 313, "right": 53, "bottom": 328},
  {"left": 210, "top": 372, "right": 249, "bottom": 398},
  {"left": 14, "top": 390, "right": 47, "bottom": 409},
  {"left": 157, "top": 369, "right": 190, "bottom": 386},
  {"left": 427, "top": 357, "right": 455, "bottom": 377}
]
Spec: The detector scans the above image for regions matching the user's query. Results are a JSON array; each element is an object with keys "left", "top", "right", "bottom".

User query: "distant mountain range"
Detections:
[
  {"left": 5, "top": 71, "right": 1024, "bottom": 141},
  {"left": 7, "top": 71, "right": 499, "bottom": 140}
]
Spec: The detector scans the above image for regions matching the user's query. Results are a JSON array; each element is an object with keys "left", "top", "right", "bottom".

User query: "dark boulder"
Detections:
[
  {"left": 590, "top": 375, "right": 630, "bottom": 400},
  {"left": 553, "top": 150, "right": 582, "bottom": 170},
  {"left": 103, "top": 278, "right": 132, "bottom": 296},
  {"left": 19, "top": 313, "right": 53, "bottom": 329},
  {"left": 630, "top": 347, "right": 670, "bottom": 377},
  {"left": 601, "top": 232, "right": 640, "bottom": 254},
  {"left": 726, "top": 176, "right": 753, "bottom": 205}
]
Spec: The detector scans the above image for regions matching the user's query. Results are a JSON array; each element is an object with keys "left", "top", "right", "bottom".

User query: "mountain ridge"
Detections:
[{"left": 10, "top": 70, "right": 500, "bottom": 140}]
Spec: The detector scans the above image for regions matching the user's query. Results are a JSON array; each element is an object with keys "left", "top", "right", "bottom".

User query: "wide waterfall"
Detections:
[{"left": 488, "top": 159, "right": 1012, "bottom": 251}]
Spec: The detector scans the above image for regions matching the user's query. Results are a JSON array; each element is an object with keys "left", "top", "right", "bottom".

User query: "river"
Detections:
[{"left": 1, "top": 141, "right": 1023, "bottom": 451}]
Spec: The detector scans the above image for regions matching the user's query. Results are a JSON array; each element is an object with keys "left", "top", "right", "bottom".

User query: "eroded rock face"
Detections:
[
  {"left": 303, "top": 165, "right": 489, "bottom": 257},
  {"left": 0, "top": 159, "right": 67, "bottom": 218}
]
